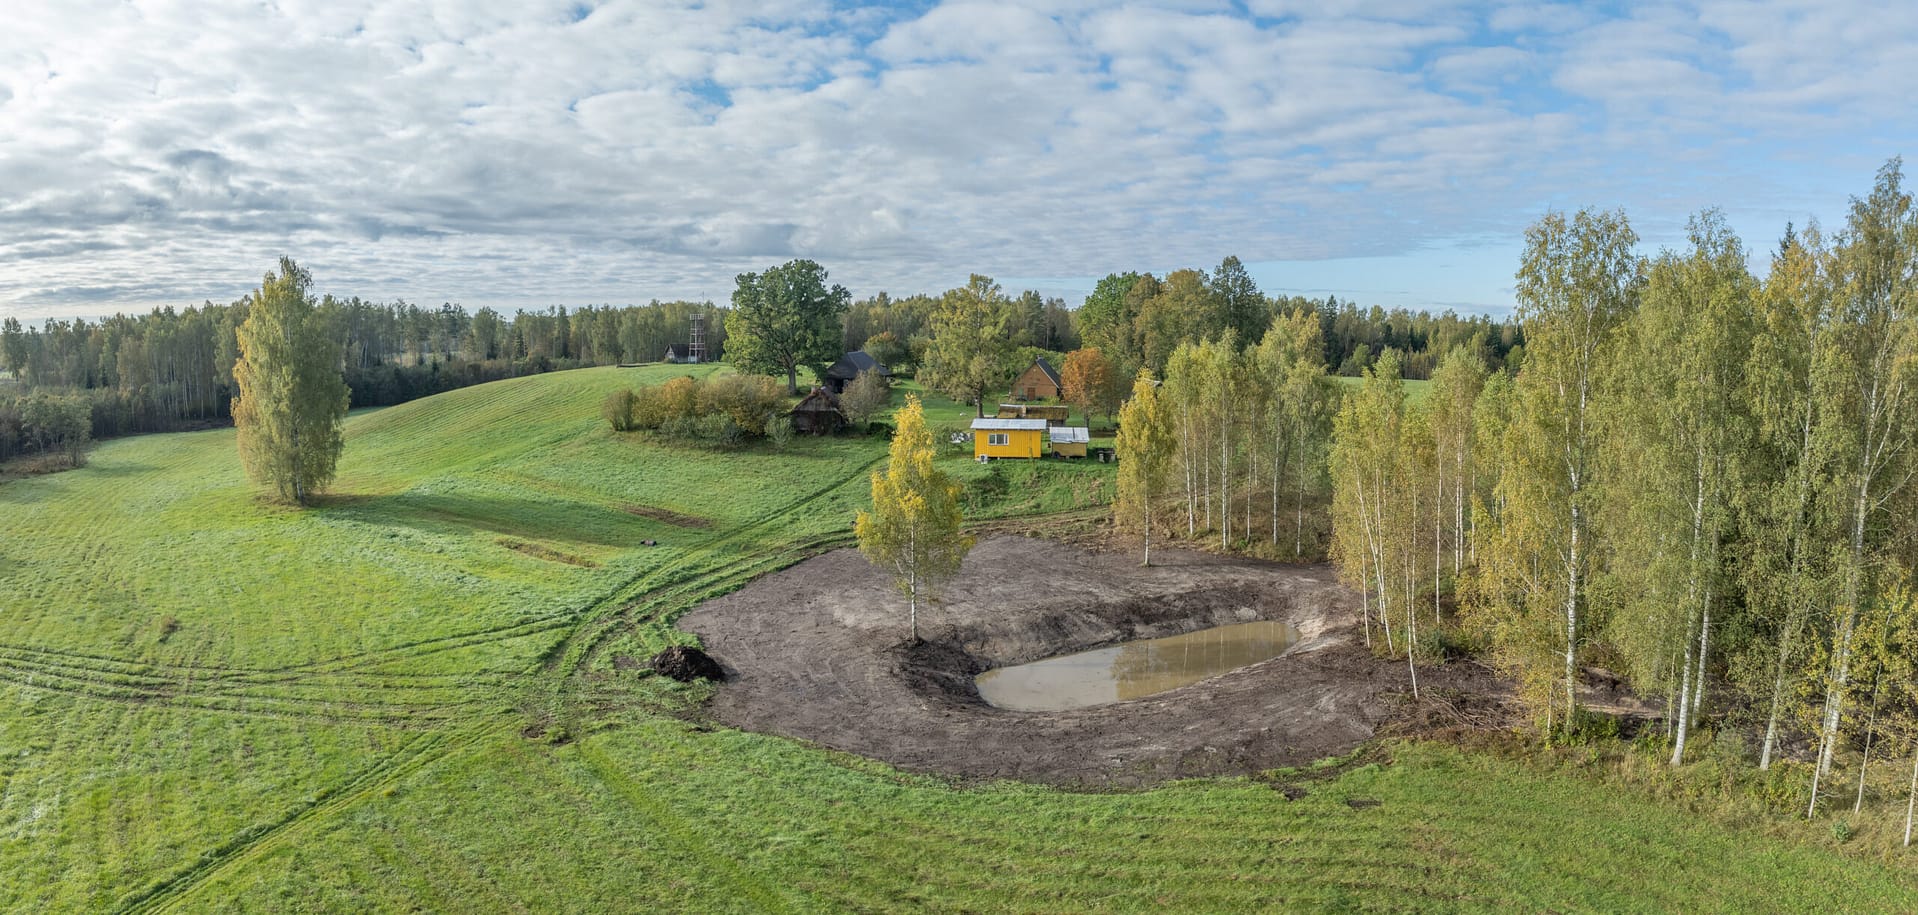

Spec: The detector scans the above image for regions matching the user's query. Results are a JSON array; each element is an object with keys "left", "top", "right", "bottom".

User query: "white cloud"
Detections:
[{"left": 0, "top": 0, "right": 1911, "bottom": 319}]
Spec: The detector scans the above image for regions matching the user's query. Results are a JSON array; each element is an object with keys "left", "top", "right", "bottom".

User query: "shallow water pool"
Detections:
[{"left": 974, "top": 619, "right": 1302, "bottom": 712}]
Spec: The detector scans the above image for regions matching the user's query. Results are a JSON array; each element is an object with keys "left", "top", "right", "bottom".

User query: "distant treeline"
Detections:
[
  {"left": 3, "top": 256, "right": 1511, "bottom": 458},
  {"left": 0, "top": 298, "right": 727, "bottom": 454}
]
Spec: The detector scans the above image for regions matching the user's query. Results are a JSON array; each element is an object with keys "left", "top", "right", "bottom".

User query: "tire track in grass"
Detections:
[
  {"left": 104, "top": 452, "right": 885, "bottom": 909},
  {"left": 0, "top": 651, "right": 487, "bottom": 728},
  {"left": 113, "top": 718, "right": 505, "bottom": 915},
  {"left": 540, "top": 452, "right": 885, "bottom": 680},
  {"left": 572, "top": 738, "right": 800, "bottom": 913}
]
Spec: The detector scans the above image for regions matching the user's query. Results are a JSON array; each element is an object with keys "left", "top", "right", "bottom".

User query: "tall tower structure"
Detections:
[{"left": 688, "top": 313, "right": 707, "bottom": 364}]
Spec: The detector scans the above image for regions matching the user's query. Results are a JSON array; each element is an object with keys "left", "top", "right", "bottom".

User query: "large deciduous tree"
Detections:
[
  {"left": 1060, "top": 347, "right": 1122, "bottom": 426},
  {"left": 232, "top": 257, "right": 350, "bottom": 505},
  {"left": 1077, "top": 272, "right": 1145, "bottom": 372},
  {"left": 725, "top": 259, "right": 851, "bottom": 394},
  {"left": 921, "top": 275, "right": 1017, "bottom": 417},
  {"left": 855, "top": 395, "right": 972, "bottom": 643}
]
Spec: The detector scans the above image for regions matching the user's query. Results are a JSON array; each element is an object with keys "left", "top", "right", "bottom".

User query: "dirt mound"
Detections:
[
  {"left": 680, "top": 535, "right": 1510, "bottom": 787},
  {"left": 652, "top": 645, "right": 724, "bottom": 682}
]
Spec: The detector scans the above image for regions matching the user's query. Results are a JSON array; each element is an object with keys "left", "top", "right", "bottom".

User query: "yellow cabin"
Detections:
[{"left": 972, "top": 418, "right": 1048, "bottom": 460}]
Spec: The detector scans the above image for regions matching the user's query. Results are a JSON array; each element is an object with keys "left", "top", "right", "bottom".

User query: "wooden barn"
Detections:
[
  {"left": 1048, "top": 426, "right": 1090, "bottom": 458},
  {"left": 996, "top": 403, "right": 1071, "bottom": 425},
  {"left": 821, "top": 351, "right": 892, "bottom": 394},
  {"left": 789, "top": 387, "right": 846, "bottom": 435},
  {"left": 971, "top": 418, "right": 1048, "bottom": 460},
  {"left": 1011, "top": 357, "right": 1062, "bottom": 401}
]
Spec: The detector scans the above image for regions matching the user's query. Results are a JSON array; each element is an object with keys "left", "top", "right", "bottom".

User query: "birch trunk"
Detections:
[
  {"left": 1905, "top": 747, "right": 1916, "bottom": 847},
  {"left": 1855, "top": 682, "right": 1880, "bottom": 814}
]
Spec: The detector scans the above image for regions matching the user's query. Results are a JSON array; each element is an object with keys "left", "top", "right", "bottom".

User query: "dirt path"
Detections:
[{"left": 682, "top": 536, "right": 1508, "bottom": 787}]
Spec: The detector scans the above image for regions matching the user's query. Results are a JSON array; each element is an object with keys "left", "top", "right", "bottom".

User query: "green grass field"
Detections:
[{"left": 2, "top": 365, "right": 1913, "bottom": 912}]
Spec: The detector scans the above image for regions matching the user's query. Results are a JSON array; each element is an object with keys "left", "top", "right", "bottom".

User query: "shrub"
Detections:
[
  {"left": 658, "top": 376, "right": 700, "bottom": 422},
  {"left": 698, "top": 374, "right": 786, "bottom": 435},
  {"left": 601, "top": 388, "right": 638, "bottom": 431},
  {"left": 767, "top": 415, "right": 795, "bottom": 449},
  {"left": 697, "top": 414, "right": 745, "bottom": 449},
  {"left": 839, "top": 370, "right": 891, "bottom": 426}
]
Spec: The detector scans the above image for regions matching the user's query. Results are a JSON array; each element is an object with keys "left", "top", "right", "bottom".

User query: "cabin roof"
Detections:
[
  {"left": 971, "top": 418, "right": 1050, "bottom": 431},
  {"left": 1049, "top": 426, "right": 1090, "bottom": 444},
  {"left": 791, "top": 388, "right": 843, "bottom": 412},
  {"left": 823, "top": 351, "right": 892, "bottom": 380},
  {"left": 1025, "top": 357, "right": 1062, "bottom": 387}
]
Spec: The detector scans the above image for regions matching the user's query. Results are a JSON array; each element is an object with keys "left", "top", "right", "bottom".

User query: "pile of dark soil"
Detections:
[{"left": 651, "top": 645, "right": 724, "bottom": 682}]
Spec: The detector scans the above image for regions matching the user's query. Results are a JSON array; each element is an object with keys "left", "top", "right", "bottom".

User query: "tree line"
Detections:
[
  {"left": 0, "top": 295, "right": 727, "bottom": 457},
  {"left": 1320, "top": 161, "right": 1918, "bottom": 832}
]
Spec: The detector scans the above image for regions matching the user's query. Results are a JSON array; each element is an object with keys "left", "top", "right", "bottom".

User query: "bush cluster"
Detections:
[
  {"left": 603, "top": 374, "right": 791, "bottom": 448},
  {"left": 0, "top": 391, "right": 91, "bottom": 466}
]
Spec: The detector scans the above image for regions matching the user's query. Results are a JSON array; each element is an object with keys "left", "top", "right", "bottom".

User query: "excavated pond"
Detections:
[
  {"left": 679, "top": 536, "right": 1507, "bottom": 785},
  {"left": 974, "top": 620, "right": 1303, "bottom": 711}
]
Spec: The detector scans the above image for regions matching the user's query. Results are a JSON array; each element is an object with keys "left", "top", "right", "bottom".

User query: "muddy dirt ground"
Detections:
[{"left": 682, "top": 536, "right": 1541, "bottom": 786}]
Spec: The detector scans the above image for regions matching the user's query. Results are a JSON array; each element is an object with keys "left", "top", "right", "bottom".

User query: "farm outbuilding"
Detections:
[
  {"left": 995, "top": 403, "right": 1071, "bottom": 425},
  {"left": 1011, "top": 357, "right": 1063, "bottom": 401},
  {"left": 822, "top": 351, "right": 892, "bottom": 394},
  {"left": 1049, "top": 426, "right": 1090, "bottom": 458},
  {"left": 971, "top": 418, "right": 1048, "bottom": 460},
  {"left": 790, "top": 388, "right": 847, "bottom": 435}
]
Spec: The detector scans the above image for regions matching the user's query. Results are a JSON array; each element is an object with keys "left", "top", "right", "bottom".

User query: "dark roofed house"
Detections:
[
  {"left": 821, "top": 351, "right": 892, "bottom": 394},
  {"left": 663, "top": 343, "right": 694, "bottom": 363},
  {"left": 789, "top": 387, "right": 846, "bottom": 436},
  {"left": 1011, "top": 357, "right": 1062, "bottom": 401}
]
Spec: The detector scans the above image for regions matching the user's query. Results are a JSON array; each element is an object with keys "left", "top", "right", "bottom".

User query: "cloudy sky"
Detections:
[{"left": 2, "top": 0, "right": 1913, "bottom": 322}]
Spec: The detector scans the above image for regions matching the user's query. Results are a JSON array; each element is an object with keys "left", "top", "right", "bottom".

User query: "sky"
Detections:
[{"left": 2, "top": 0, "right": 1914, "bottom": 323}]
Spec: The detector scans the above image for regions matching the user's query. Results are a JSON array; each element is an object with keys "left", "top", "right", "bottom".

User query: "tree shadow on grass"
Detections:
[{"left": 323, "top": 489, "right": 680, "bottom": 549}]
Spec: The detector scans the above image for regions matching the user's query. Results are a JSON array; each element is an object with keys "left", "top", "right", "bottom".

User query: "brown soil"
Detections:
[
  {"left": 681, "top": 536, "right": 1527, "bottom": 787},
  {"left": 620, "top": 504, "right": 714, "bottom": 528},
  {"left": 497, "top": 538, "right": 599, "bottom": 567}
]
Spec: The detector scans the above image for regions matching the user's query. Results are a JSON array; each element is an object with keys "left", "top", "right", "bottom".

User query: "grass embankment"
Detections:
[{"left": 0, "top": 365, "right": 1912, "bottom": 912}]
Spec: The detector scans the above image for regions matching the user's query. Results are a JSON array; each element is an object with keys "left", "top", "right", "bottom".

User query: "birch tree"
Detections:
[
  {"left": 1428, "top": 347, "right": 1486, "bottom": 576},
  {"left": 1257, "top": 311, "right": 1336, "bottom": 556},
  {"left": 1475, "top": 208, "right": 1639, "bottom": 734},
  {"left": 855, "top": 396, "right": 972, "bottom": 643},
  {"left": 1739, "top": 223, "right": 1835, "bottom": 771},
  {"left": 232, "top": 257, "right": 350, "bottom": 506},
  {"left": 1806, "top": 161, "right": 1918, "bottom": 817},
  {"left": 1115, "top": 369, "right": 1174, "bottom": 565},
  {"left": 1331, "top": 350, "right": 1407, "bottom": 654},
  {"left": 1599, "top": 210, "right": 1755, "bottom": 764}
]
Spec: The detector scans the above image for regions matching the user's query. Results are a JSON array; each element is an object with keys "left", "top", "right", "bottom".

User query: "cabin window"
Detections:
[{"left": 988, "top": 433, "right": 1008, "bottom": 446}]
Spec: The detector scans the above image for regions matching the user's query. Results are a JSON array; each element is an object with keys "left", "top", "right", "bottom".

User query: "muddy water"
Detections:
[{"left": 974, "top": 620, "right": 1302, "bottom": 712}]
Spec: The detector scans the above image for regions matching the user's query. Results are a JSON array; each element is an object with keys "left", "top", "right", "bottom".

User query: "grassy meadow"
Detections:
[{"left": 1, "top": 364, "right": 1913, "bottom": 912}]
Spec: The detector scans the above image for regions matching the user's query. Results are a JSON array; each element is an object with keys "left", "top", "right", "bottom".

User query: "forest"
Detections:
[{"left": 1106, "top": 160, "right": 1918, "bottom": 830}]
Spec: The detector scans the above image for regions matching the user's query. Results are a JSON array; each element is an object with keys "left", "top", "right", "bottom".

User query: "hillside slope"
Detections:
[{"left": 0, "top": 365, "right": 1912, "bottom": 912}]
